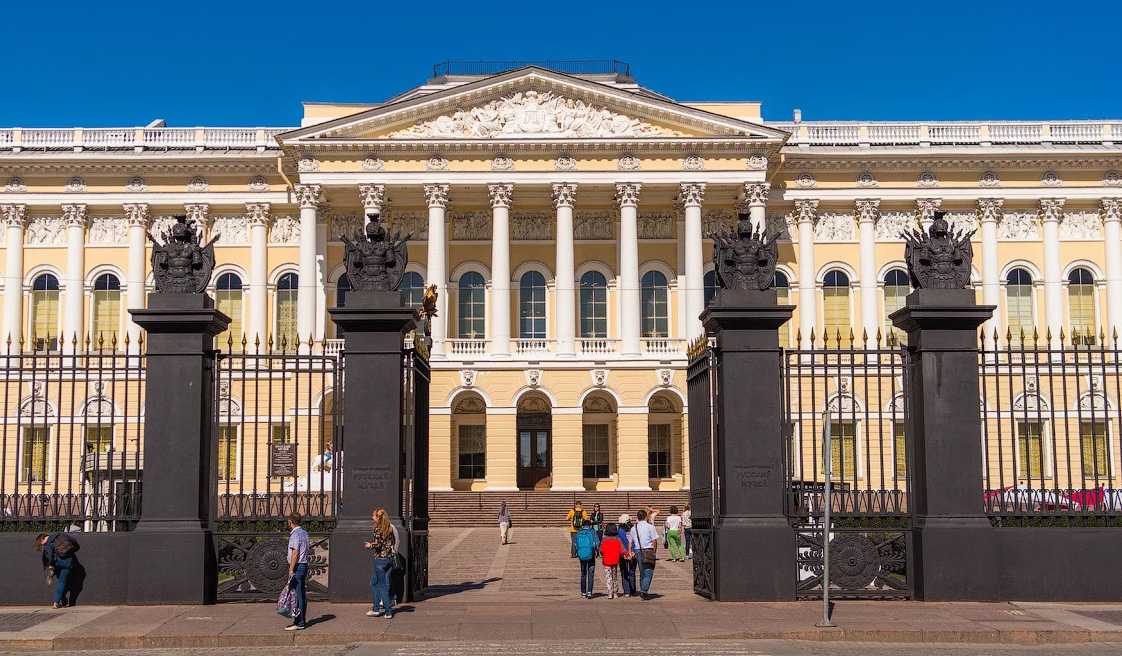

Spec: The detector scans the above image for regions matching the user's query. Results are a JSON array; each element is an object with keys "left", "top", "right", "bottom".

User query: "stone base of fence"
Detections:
[{"left": 0, "top": 532, "right": 131, "bottom": 605}]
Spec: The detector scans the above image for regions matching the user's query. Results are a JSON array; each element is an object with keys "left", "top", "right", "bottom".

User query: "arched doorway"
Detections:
[
  {"left": 517, "top": 393, "right": 552, "bottom": 490},
  {"left": 451, "top": 393, "right": 487, "bottom": 491},
  {"left": 648, "top": 391, "right": 684, "bottom": 490}
]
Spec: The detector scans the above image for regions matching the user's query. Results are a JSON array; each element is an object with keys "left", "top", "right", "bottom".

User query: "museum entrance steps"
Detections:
[{"left": 428, "top": 490, "right": 690, "bottom": 527}]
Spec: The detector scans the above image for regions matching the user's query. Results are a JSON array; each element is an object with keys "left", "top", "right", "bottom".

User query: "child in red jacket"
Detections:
[{"left": 599, "top": 522, "right": 624, "bottom": 599}]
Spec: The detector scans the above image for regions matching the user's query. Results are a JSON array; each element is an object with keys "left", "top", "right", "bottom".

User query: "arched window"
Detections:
[
  {"left": 703, "top": 270, "right": 719, "bottom": 307},
  {"left": 883, "top": 269, "right": 910, "bottom": 343},
  {"left": 333, "top": 274, "right": 351, "bottom": 339},
  {"left": 1006, "top": 268, "right": 1034, "bottom": 342},
  {"left": 775, "top": 271, "right": 790, "bottom": 348},
  {"left": 215, "top": 272, "right": 243, "bottom": 349},
  {"left": 457, "top": 272, "right": 486, "bottom": 339},
  {"left": 91, "top": 273, "right": 121, "bottom": 345},
  {"left": 641, "top": 270, "right": 669, "bottom": 338},
  {"left": 30, "top": 273, "right": 60, "bottom": 352},
  {"left": 579, "top": 271, "right": 607, "bottom": 338},
  {"left": 401, "top": 271, "right": 425, "bottom": 309},
  {"left": 519, "top": 271, "right": 547, "bottom": 339},
  {"left": 275, "top": 272, "right": 299, "bottom": 348},
  {"left": 1068, "top": 268, "right": 1096, "bottom": 345},
  {"left": 823, "top": 270, "right": 851, "bottom": 347}
]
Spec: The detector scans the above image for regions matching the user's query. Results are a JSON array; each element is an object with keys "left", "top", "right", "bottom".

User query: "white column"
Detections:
[
  {"left": 552, "top": 183, "right": 577, "bottom": 356},
  {"left": 358, "top": 184, "right": 386, "bottom": 223},
  {"left": 122, "top": 203, "right": 149, "bottom": 352},
  {"left": 315, "top": 220, "right": 327, "bottom": 344},
  {"left": 246, "top": 203, "right": 271, "bottom": 346},
  {"left": 680, "top": 183, "right": 706, "bottom": 338},
  {"left": 745, "top": 182, "right": 769, "bottom": 233},
  {"left": 1040, "top": 198, "right": 1065, "bottom": 346},
  {"left": 795, "top": 200, "right": 819, "bottom": 347},
  {"left": 62, "top": 203, "right": 88, "bottom": 350},
  {"left": 488, "top": 183, "right": 513, "bottom": 357},
  {"left": 978, "top": 198, "right": 1003, "bottom": 346},
  {"left": 615, "top": 183, "right": 642, "bottom": 356},
  {"left": 1, "top": 204, "right": 27, "bottom": 345},
  {"left": 856, "top": 199, "right": 880, "bottom": 346},
  {"left": 424, "top": 184, "right": 449, "bottom": 358},
  {"left": 294, "top": 185, "right": 322, "bottom": 352},
  {"left": 1103, "top": 198, "right": 1122, "bottom": 339}
]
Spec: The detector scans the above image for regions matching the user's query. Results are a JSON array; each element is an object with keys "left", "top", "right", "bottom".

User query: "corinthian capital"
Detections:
[
  {"left": 855, "top": 198, "right": 880, "bottom": 224},
  {"left": 294, "top": 184, "right": 323, "bottom": 209},
  {"left": 424, "top": 183, "right": 449, "bottom": 209},
  {"left": 614, "top": 182, "right": 641, "bottom": 208},
  {"left": 245, "top": 202, "right": 271, "bottom": 227},
  {"left": 1102, "top": 198, "right": 1122, "bottom": 223},
  {"left": 122, "top": 203, "right": 150, "bottom": 228},
  {"left": 0, "top": 204, "right": 27, "bottom": 228},
  {"left": 358, "top": 184, "right": 386, "bottom": 212},
  {"left": 551, "top": 183, "right": 577, "bottom": 208},
  {"left": 915, "top": 198, "right": 941, "bottom": 226},
  {"left": 743, "top": 182, "right": 770, "bottom": 207},
  {"left": 794, "top": 199, "right": 819, "bottom": 224},
  {"left": 1039, "top": 198, "right": 1065, "bottom": 222},
  {"left": 488, "top": 183, "right": 514, "bottom": 209},
  {"left": 977, "top": 198, "right": 1004, "bottom": 224},
  {"left": 61, "top": 203, "right": 88, "bottom": 228},
  {"left": 678, "top": 183, "right": 706, "bottom": 208}
]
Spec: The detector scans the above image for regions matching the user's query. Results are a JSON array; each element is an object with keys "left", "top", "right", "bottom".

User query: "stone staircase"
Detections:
[{"left": 427, "top": 490, "right": 691, "bottom": 527}]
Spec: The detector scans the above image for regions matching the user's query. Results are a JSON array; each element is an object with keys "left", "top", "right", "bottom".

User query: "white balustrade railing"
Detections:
[
  {"left": 928, "top": 124, "right": 982, "bottom": 144},
  {"left": 144, "top": 128, "right": 196, "bottom": 148},
  {"left": 21, "top": 128, "right": 74, "bottom": 148},
  {"left": 989, "top": 123, "right": 1042, "bottom": 143},
  {"left": 83, "top": 128, "right": 134, "bottom": 149},
  {"left": 772, "top": 120, "right": 1122, "bottom": 147},
  {"left": 0, "top": 130, "right": 11, "bottom": 147},
  {"left": 0, "top": 126, "right": 288, "bottom": 151},
  {"left": 448, "top": 338, "right": 487, "bottom": 356},
  {"left": 324, "top": 339, "right": 345, "bottom": 357},
  {"left": 642, "top": 337, "right": 686, "bottom": 354},
  {"left": 1050, "top": 123, "right": 1105, "bottom": 143},
  {"left": 806, "top": 124, "right": 859, "bottom": 145},
  {"left": 867, "top": 124, "right": 921, "bottom": 144},
  {"left": 514, "top": 338, "right": 551, "bottom": 354},
  {"left": 577, "top": 338, "right": 617, "bottom": 355}
]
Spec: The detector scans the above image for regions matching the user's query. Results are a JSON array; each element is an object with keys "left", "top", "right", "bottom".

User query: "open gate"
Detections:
[{"left": 401, "top": 342, "right": 430, "bottom": 601}]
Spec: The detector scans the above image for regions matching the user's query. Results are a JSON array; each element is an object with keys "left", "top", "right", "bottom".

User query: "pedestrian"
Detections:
[
  {"left": 591, "top": 504, "right": 604, "bottom": 540},
  {"left": 599, "top": 522, "right": 623, "bottom": 599},
  {"left": 616, "top": 514, "right": 638, "bottom": 597},
  {"left": 565, "top": 501, "right": 587, "bottom": 558},
  {"left": 665, "top": 505, "right": 685, "bottom": 562},
  {"left": 365, "top": 508, "right": 398, "bottom": 619},
  {"left": 35, "top": 532, "right": 80, "bottom": 608},
  {"left": 498, "top": 501, "right": 512, "bottom": 545},
  {"left": 682, "top": 504, "right": 693, "bottom": 559},
  {"left": 284, "top": 513, "right": 310, "bottom": 631},
  {"left": 628, "top": 509, "right": 660, "bottom": 600},
  {"left": 574, "top": 517, "right": 600, "bottom": 598}
]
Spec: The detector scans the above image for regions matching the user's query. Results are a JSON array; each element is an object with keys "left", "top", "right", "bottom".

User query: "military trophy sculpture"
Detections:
[
  {"left": 902, "top": 210, "right": 975, "bottom": 290},
  {"left": 341, "top": 212, "right": 411, "bottom": 292},
  {"left": 149, "top": 215, "right": 218, "bottom": 294},
  {"left": 711, "top": 209, "right": 780, "bottom": 303}
]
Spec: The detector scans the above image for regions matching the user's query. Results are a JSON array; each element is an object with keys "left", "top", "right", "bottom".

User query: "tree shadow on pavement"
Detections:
[{"left": 422, "top": 577, "right": 502, "bottom": 599}]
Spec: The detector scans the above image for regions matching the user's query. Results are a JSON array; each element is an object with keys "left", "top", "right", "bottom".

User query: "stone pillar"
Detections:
[
  {"left": 484, "top": 411, "right": 518, "bottom": 491},
  {"left": 328, "top": 289, "right": 416, "bottom": 600},
  {"left": 745, "top": 182, "right": 769, "bottom": 233},
  {"left": 681, "top": 183, "right": 706, "bottom": 338},
  {"left": 429, "top": 413, "right": 453, "bottom": 492},
  {"left": 856, "top": 199, "right": 880, "bottom": 345},
  {"left": 294, "top": 184, "right": 322, "bottom": 351},
  {"left": 1, "top": 204, "right": 27, "bottom": 345},
  {"left": 1040, "top": 198, "right": 1065, "bottom": 347},
  {"left": 978, "top": 199, "right": 1003, "bottom": 347},
  {"left": 550, "top": 412, "right": 584, "bottom": 491},
  {"left": 488, "top": 183, "right": 513, "bottom": 357},
  {"left": 700, "top": 286, "right": 795, "bottom": 600},
  {"left": 1103, "top": 198, "right": 1122, "bottom": 338},
  {"left": 552, "top": 183, "right": 577, "bottom": 356},
  {"left": 62, "top": 203, "right": 87, "bottom": 350},
  {"left": 128, "top": 292, "right": 230, "bottom": 604},
  {"left": 615, "top": 183, "right": 642, "bottom": 356},
  {"left": 616, "top": 411, "right": 651, "bottom": 491},
  {"left": 246, "top": 203, "right": 271, "bottom": 345},
  {"left": 795, "top": 200, "right": 818, "bottom": 347},
  {"left": 424, "top": 184, "right": 449, "bottom": 358},
  {"left": 123, "top": 204, "right": 149, "bottom": 352},
  {"left": 359, "top": 184, "right": 386, "bottom": 223},
  {"left": 891, "top": 288, "right": 996, "bottom": 600}
]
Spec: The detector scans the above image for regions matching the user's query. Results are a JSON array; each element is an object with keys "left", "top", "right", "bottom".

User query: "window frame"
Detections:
[
  {"left": 89, "top": 272, "right": 122, "bottom": 347},
  {"left": 29, "top": 272, "right": 61, "bottom": 353},
  {"left": 822, "top": 269, "right": 852, "bottom": 347},
  {"left": 578, "top": 270, "right": 609, "bottom": 339},
  {"left": 214, "top": 271, "right": 245, "bottom": 350},
  {"left": 518, "top": 270, "right": 548, "bottom": 340},
  {"left": 457, "top": 423, "right": 487, "bottom": 480},
  {"left": 273, "top": 271, "right": 300, "bottom": 349},
  {"left": 640, "top": 269, "right": 670, "bottom": 339},
  {"left": 647, "top": 421, "right": 673, "bottom": 480},
  {"left": 457, "top": 271, "right": 487, "bottom": 339}
]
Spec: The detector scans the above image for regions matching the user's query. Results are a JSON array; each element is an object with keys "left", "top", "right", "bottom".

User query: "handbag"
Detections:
[
  {"left": 392, "top": 552, "right": 406, "bottom": 572},
  {"left": 640, "top": 548, "right": 657, "bottom": 568},
  {"left": 276, "top": 579, "right": 298, "bottom": 618}
]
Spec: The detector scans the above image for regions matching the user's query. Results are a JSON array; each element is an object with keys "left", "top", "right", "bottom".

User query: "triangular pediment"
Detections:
[{"left": 278, "top": 67, "right": 788, "bottom": 144}]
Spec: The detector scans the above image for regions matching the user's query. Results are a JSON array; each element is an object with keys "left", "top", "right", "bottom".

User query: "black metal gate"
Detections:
[
  {"left": 401, "top": 341, "right": 430, "bottom": 601},
  {"left": 784, "top": 333, "right": 914, "bottom": 599},
  {"left": 686, "top": 337, "right": 717, "bottom": 598},
  {"left": 212, "top": 340, "right": 341, "bottom": 601}
]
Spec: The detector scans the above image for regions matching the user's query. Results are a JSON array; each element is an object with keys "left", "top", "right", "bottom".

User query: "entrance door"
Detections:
[{"left": 517, "top": 412, "right": 551, "bottom": 489}]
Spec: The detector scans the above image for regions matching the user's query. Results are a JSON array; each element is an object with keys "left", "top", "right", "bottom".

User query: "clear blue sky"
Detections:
[{"left": 3, "top": 0, "right": 1118, "bottom": 127}]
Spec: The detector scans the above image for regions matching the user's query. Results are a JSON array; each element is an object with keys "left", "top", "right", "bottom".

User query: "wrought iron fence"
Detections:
[
  {"left": 0, "top": 336, "right": 145, "bottom": 532},
  {"left": 980, "top": 329, "right": 1122, "bottom": 522}
]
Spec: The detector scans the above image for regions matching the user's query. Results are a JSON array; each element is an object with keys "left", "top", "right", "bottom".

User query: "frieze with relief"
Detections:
[
  {"left": 25, "top": 216, "right": 66, "bottom": 245},
  {"left": 512, "top": 213, "right": 552, "bottom": 240},
  {"left": 211, "top": 215, "right": 248, "bottom": 245},
  {"left": 87, "top": 217, "right": 129, "bottom": 245},
  {"left": 385, "top": 213, "right": 428, "bottom": 240},
  {"left": 944, "top": 211, "right": 978, "bottom": 234},
  {"left": 1060, "top": 211, "right": 1103, "bottom": 240},
  {"left": 767, "top": 214, "right": 794, "bottom": 241},
  {"left": 702, "top": 210, "right": 736, "bottom": 238},
  {"left": 638, "top": 213, "right": 674, "bottom": 239},
  {"left": 269, "top": 215, "right": 301, "bottom": 244},
  {"left": 150, "top": 216, "right": 178, "bottom": 239},
  {"left": 814, "top": 212, "right": 855, "bottom": 241},
  {"left": 450, "top": 212, "right": 491, "bottom": 240},
  {"left": 574, "top": 213, "right": 614, "bottom": 240},
  {"left": 387, "top": 90, "right": 684, "bottom": 139},
  {"left": 875, "top": 212, "right": 913, "bottom": 241},
  {"left": 998, "top": 212, "right": 1040, "bottom": 240},
  {"left": 330, "top": 214, "right": 363, "bottom": 242}
]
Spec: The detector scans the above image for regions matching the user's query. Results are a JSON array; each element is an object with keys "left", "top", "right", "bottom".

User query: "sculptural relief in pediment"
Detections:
[{"left": 385, "top": 90, "right": 687, "bottom": 139}]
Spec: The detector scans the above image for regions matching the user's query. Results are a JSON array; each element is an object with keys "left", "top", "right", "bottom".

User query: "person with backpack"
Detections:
[
  {"left": 36, "top": 532, "right": 80, "bottom": 608},
  {"left": 590, "top": 504, "right": 604, "bottom": 540},
  {"left": 599, "top": 522, "right": 623, "bottom": 599},
  {"left": 565, "top": 501, "right": 587, "bottom": 558},
  {"left": 574, "top": 517, "right": 600, "bottom": 598}
]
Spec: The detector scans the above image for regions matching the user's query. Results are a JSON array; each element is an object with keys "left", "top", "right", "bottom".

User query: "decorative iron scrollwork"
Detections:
[
  {"left": 690, "top": 527, "right": 715, "bottom": 599},
  {"left": 216, "top": 533, "right": 330, "bottom": 600},
  {"left": 795, "top": 528, "right": 910, "bottom": 599}
]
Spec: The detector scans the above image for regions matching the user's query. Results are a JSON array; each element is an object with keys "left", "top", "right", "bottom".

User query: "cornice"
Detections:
[
  {"left": 0, "top": 158, "right": 278, "bottom": 175},
  {"left": 781, "top": 153, "right": 1122, "bottom": 170},
  {"left": 281, "top": 137, "right": 784, "bottom": 156},
  {"left": 0, "top": 191, "right": 290, "bottom": 207}
]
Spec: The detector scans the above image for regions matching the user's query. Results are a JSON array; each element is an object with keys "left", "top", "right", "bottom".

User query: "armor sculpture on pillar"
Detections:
[
  {"left": 902, "top": 210, "right": 976, "bottom": 290},
  {"left": 341, "top": 212, "right": 411, "bottom": 291},
  {"left": 713, "top": 210, "right": 779, "bottom": 291},
  {"left": 148, "top": 215, "right": 218, "bottom": 293}
]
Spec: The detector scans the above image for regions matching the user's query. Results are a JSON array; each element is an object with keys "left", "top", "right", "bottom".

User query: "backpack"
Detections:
[
  {"left": 54, "top": 534, "right": 79, "bottom": 558},
  {"left": 571, "top": 510, "right": 584, "bottom": 531},
  {"left": 575, "top": 530, "right": 597, "bottom": 561}
]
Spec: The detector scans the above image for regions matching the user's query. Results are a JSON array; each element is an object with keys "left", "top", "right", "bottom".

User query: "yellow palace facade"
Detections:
[{"left": 2, "top": 62, "right": 1121, "bottom": 497}]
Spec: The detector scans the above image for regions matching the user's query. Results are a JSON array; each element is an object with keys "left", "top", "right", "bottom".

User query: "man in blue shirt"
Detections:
[
  {"left": 285, "top": 513, "right": 310, "bottom": 631},
  {"left": 628, "top": 509, "right": 660, "bottom": 599}
]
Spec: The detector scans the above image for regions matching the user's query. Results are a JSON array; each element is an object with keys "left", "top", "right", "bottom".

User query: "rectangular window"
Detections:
[
  {"left": 580, "top": 283, "right": 608, "bottom": 338},
  {"left": 829, "top": 421, "right": 857, "bottom": 481},
  {"left": 1080, "top": 421, "right": 1110, "bottom": 479},
  {"left": 31, "top": 291, "right": 60, "bottom": 352},
  {"left": 215, "top": 290, "right": 243, "bottom": 351},
  {"left": 458, "top": 288, "right": 486, "bottom": 339},
  {"left": 519, "top": 284, "right": 547, "bottom": 339},
  {"left": 218, "top": 425, "right": 239, "bottom": 481},
  {"left": 1069, "top": 284, "right": 1096, "bottom": 345},
  {"left": 458, "top": 424, "right": 486, "bottom": 480},
  {"left": 823, "top": 288, "right": 851, "bottom": 347},
  {"left": 777, "top": 287, "right": 791, "bottom": 348},
  {"left": 275, "top": 290, "right": 299, "bottom": 349},
  {"left": 1016, "top": 421, "right": 1045, "bottom": 479},
  {"left": 1007, "top": 285, "right": 1034, "bottom": 343},
  {"left": 884, "top": 286, "right": 908, "bottom": 345},
  {"left": 893, "top": 422, "right": 907, "bottom": 480},
  {"left": 84, "top": 425, "right": 112, "bottom": 454},
  {"left": 641, "top": 287, "right": 669, "bottom": 338},
  {"left": 21, "top": 427, "right": 49, "bottom": 482},
  {"left": 92, "top": 290, "right": 121, "bottom": 345},
  {"left": 582, "top": 423, "right": 610, "bottom": 479},
  {"left": 648, "top": 423, "right": 671, "bottom": 479}
]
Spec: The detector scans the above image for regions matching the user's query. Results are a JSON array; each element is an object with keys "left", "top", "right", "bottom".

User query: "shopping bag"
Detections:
[{"left": 276, "top": 580, "right": 297, "bottom": 617}]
